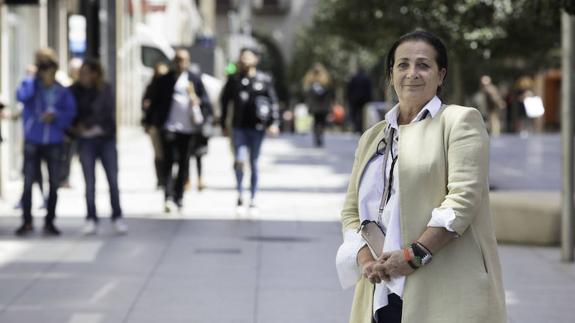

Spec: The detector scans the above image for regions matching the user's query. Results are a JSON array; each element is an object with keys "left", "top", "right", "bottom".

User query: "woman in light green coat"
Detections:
[{"left": 336, "top": 31, "right": 506, "bottom": 323}]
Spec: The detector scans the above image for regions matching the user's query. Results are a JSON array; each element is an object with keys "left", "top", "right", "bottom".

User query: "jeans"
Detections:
[
  {"left": 78, "top": 137, "right": 122, "bottom": 222},
  {"left": 22, "top": 142, "right": 62, "bottom": 225},
  {"left": 161, "top": 130, "right": 193, "bottom": 203},
  {"left": 231, "top": 128, "right": 265, "bottom": 199}
]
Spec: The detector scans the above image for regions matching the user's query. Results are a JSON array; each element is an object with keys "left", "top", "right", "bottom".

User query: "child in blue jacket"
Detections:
[{"left": 15, "top": 48, "right": 76, "bottom": 236}]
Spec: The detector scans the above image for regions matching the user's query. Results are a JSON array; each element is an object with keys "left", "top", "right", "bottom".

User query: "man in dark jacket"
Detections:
[
  {"left": 220, "top": 47, "right": 279, "bottom": 214},
  {"left": 15, "top": 48, "right": 77, "bottom": 236},
  {"left": 144, "top": 49, "right": 211, "bottom": 212},
  {"left": 346, "top": 68, "right": 372, "bottom": 134}
]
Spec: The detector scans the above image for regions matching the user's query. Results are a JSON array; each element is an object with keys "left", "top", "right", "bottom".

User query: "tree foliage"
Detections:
[{"left": 290, "top": 0, "right": 561, "bottom": 101}]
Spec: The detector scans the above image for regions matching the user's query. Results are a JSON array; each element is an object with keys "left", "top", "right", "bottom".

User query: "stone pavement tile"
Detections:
[
  {"left": 256, "top": 220, "right": 342, "bottom": 291},
  {"left": 256, "top": 289, "right": 352, "bottom": 323},
  {"left": 8, "top": 275, "right": 145, "bottom": 309},
  {"left": 125, "top": 287, "right": 255, "bottom": 323},
  {"left": 0, "top": 309, "right": 125, "bottom": 323},
  {"left": 170, "top": 219, "right": 261, "bottom": 240},
  {"left": 508, "top": 309, "right": 573, "bottom": 323},
  {"left": 258, "top": 240, "right": 341, "bottom": 290},
  {"left": 155, "top": 249, "right": 258, "bottom": 290},
  {"left": 499, "top": 245, "right": 575, "bottom": 323},
  {"left": 0, "top": 276, "right": 35, "bottom": 311}
]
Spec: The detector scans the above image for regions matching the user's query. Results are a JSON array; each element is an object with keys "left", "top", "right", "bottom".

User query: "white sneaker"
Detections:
[
  {"left": 236, "top": 205, "right": 246, "bottom": 217},
  {"left": 248, "top": 200, "right": 259, "bottom": 217},
  {"left": 112, "top": 219, "right": 128, "bottom": 235},
  {"left": 164, "top": 200, "right": 177, "bottom": 213},
  {"left": 248, "top": 205, "right": 259, "bottom": 217},
  {"left": 82, "top": 220, "right": 98, "bottom": 235}
]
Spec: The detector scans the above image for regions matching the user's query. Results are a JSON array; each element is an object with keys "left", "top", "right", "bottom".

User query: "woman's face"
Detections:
[{"left": 391, "top": 40, "right": 446, "bottom": 108}]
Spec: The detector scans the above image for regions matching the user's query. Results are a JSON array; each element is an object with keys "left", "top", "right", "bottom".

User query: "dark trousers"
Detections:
[
  {"left": 351, "top": 105, "right": 364, "bottom": 134},
  {"left": 161, "top": 130, "right": 193, "bottom": 203},
  {"left": 22, "top": 142, "right": 62, "bottom": 225},
  {"left": 59, "top": 136, "right": 76, "bottom": 185},
  {"left": 231, "top": 128, "right": 265, "bottom": 199},
  {"left": 374, "top": 293, "right": 403, "bottom": 323},
  {"left": 312, "top": 112, "right": 328, "bottom": 146},
  {"left": 78, "top": 137, "right": 122, "bottom": 222}
]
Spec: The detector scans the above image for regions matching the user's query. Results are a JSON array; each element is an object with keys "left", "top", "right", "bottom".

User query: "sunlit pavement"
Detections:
[{"left": 0, "top": 128, "right": 573, "bottom": 323}]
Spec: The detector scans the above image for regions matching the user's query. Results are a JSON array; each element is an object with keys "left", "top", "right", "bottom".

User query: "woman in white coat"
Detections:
[{"left": 336, "top": 30, "right": 506, "bottom": 323}]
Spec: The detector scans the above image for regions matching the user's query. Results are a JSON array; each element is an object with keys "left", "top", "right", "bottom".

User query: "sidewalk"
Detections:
[{"left": 0, "top": 128, "right": 573, "bottom": 323}]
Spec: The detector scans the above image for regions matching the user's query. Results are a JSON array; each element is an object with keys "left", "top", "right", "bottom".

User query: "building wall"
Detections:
[{"left": 215, "top": 0, "right": 319, "bottom": 63}]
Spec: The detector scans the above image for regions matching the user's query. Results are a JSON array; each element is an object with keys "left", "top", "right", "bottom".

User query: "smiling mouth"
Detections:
[{"left": 403, "top": 84, "right": 424, "bottom": 87}]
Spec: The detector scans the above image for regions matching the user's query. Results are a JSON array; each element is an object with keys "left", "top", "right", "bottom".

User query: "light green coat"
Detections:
[{"left": 341, "top": 105, "right": 506, "bottom": 323}]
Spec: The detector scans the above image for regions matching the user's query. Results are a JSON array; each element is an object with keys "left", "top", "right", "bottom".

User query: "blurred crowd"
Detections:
[{"left": 0, "top": 44, "right": 548, "bottom": 238}]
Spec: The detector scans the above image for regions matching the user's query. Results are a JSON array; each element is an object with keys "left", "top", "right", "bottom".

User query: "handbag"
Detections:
[
  {"left": 188, "top": 83, "right": 205, "bottom": 126},
  {"left": 359, "top": 220, "right": 385, "bottom": 259},
  {"left": 523, "top": 95, "right": 545, "bottom": 119},
  {"left": 254, "top": 96, "right": 272, "bottom": 123}
]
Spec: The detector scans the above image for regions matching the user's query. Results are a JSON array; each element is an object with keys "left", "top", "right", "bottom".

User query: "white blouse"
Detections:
[{"left": 336, "top": 96, "right": 457, "bottom": 317}]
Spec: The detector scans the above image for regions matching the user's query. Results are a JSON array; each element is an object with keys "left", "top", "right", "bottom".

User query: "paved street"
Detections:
[
  {"left": 490, "top": 134, "right": 561, "bottom": 191},
  {"left": 0, "top": 128, "right": 573, "bottom": 323}
]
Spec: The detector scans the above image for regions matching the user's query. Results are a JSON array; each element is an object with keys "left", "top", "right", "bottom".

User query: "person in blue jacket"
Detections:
[{"left": 15, "top": 48, "right": 76, "bottom": 236}]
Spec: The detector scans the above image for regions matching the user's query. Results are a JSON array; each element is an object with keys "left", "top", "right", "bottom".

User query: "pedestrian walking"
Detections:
[
  {"left": 70, "top": 59, "right": 126, "bottom": 235},
  {"left": 346, "top": 67, "right": 372, "bottom": 134},
  {"left": 144, "top": 49, "right": 211, "bottom": 212},
  {"left": 142, "top": 62, "right": 169, "bottom": 189},
  {"left": 336, "top": 31, "right": 506, "bottom": 323},
  {"left": 479, "top": 75, "right": 506, "bottom": 136},
  {"left": 220, "top": 47, "right": 279, "bottom": 214},
  {"left": 15, "top": 48, "right": 77, "bottom": 236},
  {"left": 302, "top": 63, "right": 333, "bottom": 147}
]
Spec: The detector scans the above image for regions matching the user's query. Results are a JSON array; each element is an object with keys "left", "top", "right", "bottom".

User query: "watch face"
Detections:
[{"left": 421, "top": 254, "right": 432, "bottom": 265}]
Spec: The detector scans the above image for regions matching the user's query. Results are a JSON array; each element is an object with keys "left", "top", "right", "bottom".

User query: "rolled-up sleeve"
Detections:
[
  {"left": 336, "top": 229, "right": 366, "bottom": 289},
  {"left": 428, "top": 207, "right": 457, "bottom": 233}
]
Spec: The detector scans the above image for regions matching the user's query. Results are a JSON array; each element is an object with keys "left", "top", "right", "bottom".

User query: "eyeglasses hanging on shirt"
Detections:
[{"left": 375, "top": 109, "right": 430, "bottom": 225}]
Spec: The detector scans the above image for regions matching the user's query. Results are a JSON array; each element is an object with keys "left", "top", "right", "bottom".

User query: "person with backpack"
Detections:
[{"left": 220, "top": 47, "right": 279, "bottom": 214}]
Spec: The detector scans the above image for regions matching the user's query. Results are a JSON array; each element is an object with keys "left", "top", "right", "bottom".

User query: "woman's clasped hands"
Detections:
[{"left": 362, "top": 250, "right": 417, "bottom": 284}]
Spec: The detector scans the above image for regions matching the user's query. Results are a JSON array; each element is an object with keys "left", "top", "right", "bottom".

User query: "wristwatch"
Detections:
[{"left": 410, "top": 242, "right": 433, "bottom": 266}]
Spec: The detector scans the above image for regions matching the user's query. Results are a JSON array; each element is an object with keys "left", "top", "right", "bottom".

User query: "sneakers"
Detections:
[
  {"left": 15, "top": 223, "right": 34, "bottom": 236},
  {"left": 164, "top": 200, "right": 177, "bottom": 213},
  {"left": 15, "top": 223, "right": 61, "bottom": 237},
  {"left": 112, "top": 219, "right": 128, "bottom": 235},
  {"left": 82, "top": 220, "right": 98, "bottom": 235},
  {"left": 43, "top": 223, "right": 61, "bottom": 236},
  {"left": 81, "top": 219, "right": 128, "bottom": 235},
  {"left": 248, "top": 199, "right": 259, "bottom": 216},
  {"left": 197, "top": 178, "right": 205, "bottom": 192},
  {"left": 235, "top": 197, "right": 246, "bottom": 216}
]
